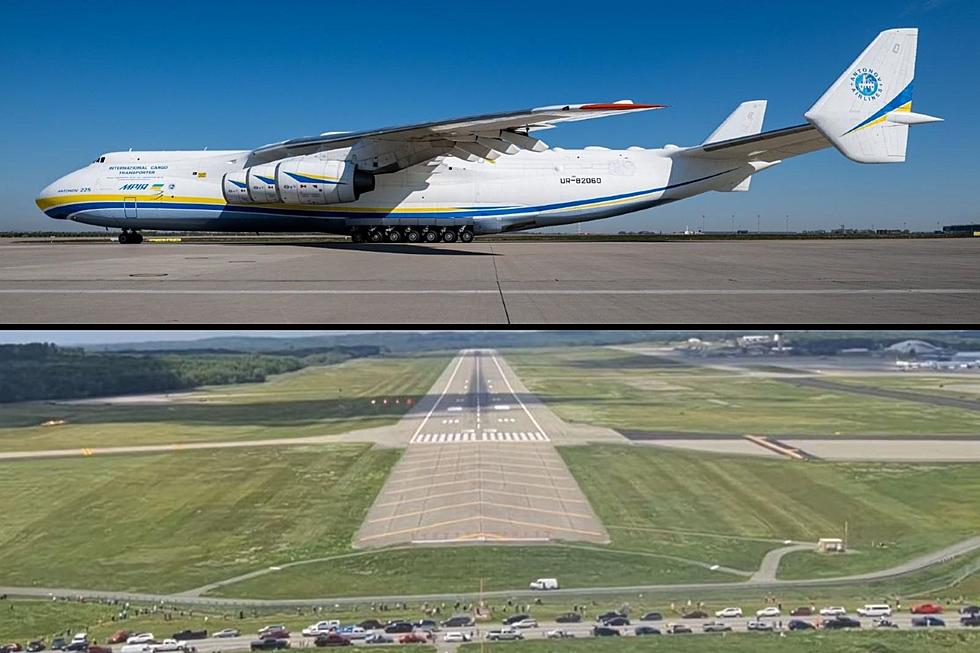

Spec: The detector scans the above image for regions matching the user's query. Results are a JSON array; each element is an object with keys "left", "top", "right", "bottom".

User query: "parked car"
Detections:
[
  {"left": 819, "top": 606, "right": 847, "bottom": 617},
  {"left": 88, "top": 646, "right": 112, "bottom": 653},
  {"left": 356, "top": 620, "right": 383, "bottom": 631},
  {"left": 26, "top": 642, "right": 45, "bottom": 653},
  {"left": 823, "top": 617, "right": 861, "bottom": 629},
  {"left": 313, "top": 634, "right": 350, "bottom": 648},
  {"left": 398, "top": 635, "right": 428, "bottom": 645},
  {"left": 665, "top": 624, "right": 692, "bottom": 634},
  {"left": 170, "top": 632, "right": 206, "bottom": 642},
  {"left": 790, "top": 607, "right": 813, "bottom": 617},
  {"left": 912, "top": 616, "right": 945, "bottom": 627},
  {"left": 485, "top": 628, "right": 522, "bottom": 642},
  {"left": 755, "top": 607, "right": 780, "bottom": 618},
  {"left": 249, "top": 640, "right": 289, "bottom": 651},
  {"left": 150, "top": 639, "right": 192, "bottom": 653},
  {"left": 337, "top": 628, "right": 366, "bottom": 641},
  {"left": 440, "top": 616, "right": 474, "bottom": 628},
  {"left": 382, "top": 623, "right": 412, "bottom": 634},
  {"left": 302, "top": 622, "right": 339, "bottom": 637},
  {"left": 602, "top": 617, "right": 629, "bottom": 627},
  {"left": 65, "top": 642, "right": 87, "bottom": 651},
  {"left": 119, "top": 646, "right": 151, "bottom": 653},
  {"left": 503, "top": 614, "right": 531, "bottom": 626},
  {"left": 960, "top": 615, "right": 980, "bottom": 627},
  {"left": 596, "top": 611, "right": 626, "bottom": 622},
  {"left": 4, "top": 646, "right": 24, "bottom": 653},
  {"left": 125, "top": 636, "right": 155, "bottom": 646},
  {"left": 640, "top": 612, "right": 663, "bottom": 621},
  {"left": 714, "top": 607, "right": 742, "bottom": 618},
  {"left": 959, "top": 605, "right": 980, "bottom": 615},
  {"left": 211, "top": 631, "right": 239, "bottom": 639},
  {"left": 441, "top": 633, "right": 470, "bottom": 643},
  {"left": 591, "top": 627, "right": 620, "bottom": 637},
  {"left": 747, "top": 620, "right": 774, "bottom": 632},
  {"left": 256, "top": 627, "right": 289, "bottom": 640},
  {"left": 50, "top": 640, "right": 65, "bottom": 652},
  {"left": 555, "top": 613, "right": 582, "bottom": 624},
  {"left": 702, "top": 622, "right": 732, "bottom": 633},
  {"left": 874, "top": 618, "right": 899, "bottom": 628},
  {"left": 363, "top": 634, "right": 392, "bottom": 645},
  {"left": 108, "top": 633, "right": 130, "bottom": 645},
  {"left": 412, "top": 620, "right": 437, "bottom": 631},
  {"left": 510, "top": 619, "right": 538, "bottom": 629},
  {"left": 857, "top": 604, "right": 891, "bottom": 618},
  {"left": 634, "top": 626, "right": 660, "bottom": 636},
  {"left": 528, "top": 578, "right": 559, "bottom": 590},
  {"left": 787, "top": 620, "right": 814, "bottom": 631},
  {"left": 911, "top": 603, "right": 944, "bottom": 614},
  {"left": 681, "top": 610, "right": 708, "bottom": 619},
  {"left": 546, "top": 630, "right": 574, "bottom": 639}
]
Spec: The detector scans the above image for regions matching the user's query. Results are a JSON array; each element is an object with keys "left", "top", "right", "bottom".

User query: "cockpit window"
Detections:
[{"left": 93, "top": 156, "right": 105, "bottom": 163}]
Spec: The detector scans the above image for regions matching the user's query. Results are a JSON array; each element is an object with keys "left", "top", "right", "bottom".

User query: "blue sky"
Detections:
[{"left": 1, "top": 0, "right": 975, "bottom": 233}]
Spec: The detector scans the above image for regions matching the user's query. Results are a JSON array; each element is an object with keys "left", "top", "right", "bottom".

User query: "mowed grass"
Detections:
[
  {"left": 210, "top": 544, "right": 740, "bottom": 599},
  {"left": 462, "top": 631, "right": 980, "bottom": 653},
  {"left": 505, "top": 348, "right": 980, "bottom": 435},
  {"left": 559, "top": 445, "right": 980, "bottom": 579},
  {"left": 0, "top": 354, "right": 451, "bottom": 452},
  {"left": 831, "top": 374, "right": 980, "bottom": 401},
  {"left": 0, "top": 445, "right": 399, "bottom": 592}
]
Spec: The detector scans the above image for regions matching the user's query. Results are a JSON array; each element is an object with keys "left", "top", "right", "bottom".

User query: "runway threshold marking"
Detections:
[
  {"left": 743, "top": 435, "right": 810, "bottom": 460},
  {"left": 367, "top": 500, "right": 594, "bottom": 524},
  {"left": 5, "top": 288, "right": 978, "bottom": 295},
  {"left": 384, "top": 476, "right": 578, "bottom": 494},
  {"left": 359, "top": 514, "right": 604, "bottom": 543}
]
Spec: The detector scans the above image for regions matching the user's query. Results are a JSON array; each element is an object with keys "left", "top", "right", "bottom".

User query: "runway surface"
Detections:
[
  {"left": 355, "top": 350, "right": 608, "bottom": 547},
  {"left": 1, "top": 238, "right": 978, "bottom": 323}
]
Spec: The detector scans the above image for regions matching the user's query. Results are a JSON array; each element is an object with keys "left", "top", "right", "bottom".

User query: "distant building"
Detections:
[
  {"left": 885, "top": 339, "right": 944, "bottom": 358},
  {"left": 942, "top": 224, "right": 980, "bottom": 235},
  {"left": 817, "top": 538, "right": 846, "bottom": 553}
]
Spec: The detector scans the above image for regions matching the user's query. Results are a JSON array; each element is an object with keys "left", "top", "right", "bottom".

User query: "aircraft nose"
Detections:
[{"left": 36, "top": 177, "right": 70, "bottom": 218}]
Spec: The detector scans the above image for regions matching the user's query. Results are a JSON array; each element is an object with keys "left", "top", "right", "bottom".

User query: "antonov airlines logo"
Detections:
[
  {"left": 850, "top": 68, "right": 883, "bottom": 101},
  {"left": 119, "top": 183, "right": 150, "bottom": 191}
]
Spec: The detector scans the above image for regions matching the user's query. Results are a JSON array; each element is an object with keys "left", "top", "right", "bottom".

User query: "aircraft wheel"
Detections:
[
  {"left": 404, "top": 228, "right": 420, "bottom": 243},
  {"left": 367, "top": 229, "right": 383, "bottom": 243},
  {"left": 423, "top": 229, "right": 439, "bottom": 243},
  {"left": 442, "top": 229, "right": 457, "bottom": 243},
  {"left": 351, "top": 230, "right": 365, "bottom": 243},
  {"left": 387, "top": 229, "right": 402, "bottom": 243},
  {"left": 118, "top": 231, "right": 130, "bottom": 244},
  {"left": 133, "top": 233, "right": 144, "bottom": 244},
  {"left": 459, "top": 229, "right": 474, "bottom": 243}
]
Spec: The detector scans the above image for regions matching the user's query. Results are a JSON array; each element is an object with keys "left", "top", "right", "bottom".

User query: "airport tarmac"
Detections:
[
  {"left": 1, "top": 238, "right": 978, "bottom": 323},
  {"left": 355, "top": 350, "right": 609, "bottom": 547}
]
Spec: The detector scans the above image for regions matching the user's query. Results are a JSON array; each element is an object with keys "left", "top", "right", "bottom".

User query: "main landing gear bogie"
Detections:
[
  {"left": 351, "top": 226, "right": 475, "bottom": 245},
  {"left": 118, "top": 230, "right": 143, "bottom": 244}
]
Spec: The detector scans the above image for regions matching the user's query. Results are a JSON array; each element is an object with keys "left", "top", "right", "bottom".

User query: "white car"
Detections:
[
  {"left": 755, "top": 607, "right": 781, "bottom": 618},
  {"left": 546, "top": 630, "right": 574, "bottom": 639},
  {"left": 511, "top": 618, "right": 538, "bottom": 629},
  {"left": 127, "top": 635, "right": 156, "bottom": 645},
  {"left": 442, "top": 633, "right": 471, "bottom": 643},
  {"left": 120, "top": 646, "right": 153, "bottom": 653},
  {"left": 715, "top": 607, "right": 743, "bottom": 618},
  {"left": 820, "top": 606, "right": 847, "bottom": 617},
  {"left": 71, "top": 635, "right": 89, "bottom": 645},
  {"left": 151, "top": 639, "right": 189, "bottom": 653},
  {"left": 212, "top": 630, "right": 240, "bottom": 639},
  {"left": 338, "top": 627, "right": 367, "bottom": 640},
  {"left": 302, "top": 622, "right": 341, "bottom": 637}
]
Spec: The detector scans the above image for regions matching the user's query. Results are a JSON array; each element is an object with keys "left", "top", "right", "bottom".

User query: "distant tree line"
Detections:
[{"left": 0, "top": 344, "right": 380, "bottom": 403}]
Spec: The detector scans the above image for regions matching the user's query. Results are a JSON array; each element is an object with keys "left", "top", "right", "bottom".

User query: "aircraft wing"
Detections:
[
  {"left": 246, "top": 100, "right": 664, "bottom": 168},
  {"left": 678, "top": 123, "right": 831, "bottom": 162}
]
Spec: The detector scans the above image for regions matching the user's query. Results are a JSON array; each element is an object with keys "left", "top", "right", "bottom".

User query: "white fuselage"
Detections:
[{"left": 36, "top": 147, "right": 749, "bottom": 234}]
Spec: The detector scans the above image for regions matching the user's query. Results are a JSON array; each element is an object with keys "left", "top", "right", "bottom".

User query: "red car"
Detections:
[
  {"left": 911, "top": 603, "right": 944, "bottom": 614},
  {"left": 108, "top": 633, "right": 130, "bottom": 645},
  {"left": 88, "top": 646, "right": 112, "bottom": 653},
  {"left": 397, "top": 635, "right": 427, "bottom": 645}
]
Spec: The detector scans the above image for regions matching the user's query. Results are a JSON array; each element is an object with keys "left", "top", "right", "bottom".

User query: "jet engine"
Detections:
[{"left": 222, "top": 157, "right": 375, "bottom": 205}]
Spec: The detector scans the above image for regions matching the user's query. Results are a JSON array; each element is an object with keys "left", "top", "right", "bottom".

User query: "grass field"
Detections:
[
  {"left": 831, "top": 374, "right": 980, "bottom": 401},
  {"left": 0, "top": 354, "right": 451, "bottom": 452},
  {"left": 209, "top": 543, "right": 740, "bottom": 599},
  {"left": 0, "top": 445, "right": 399, "bottom": 592},
  {"left": 506, "top": 348, "right": 980, "bottom": 435},
  {"left": 462, "top": 631, "right": 980, "bottom": 653},
  {"left": 559, "top": 445, "right": 980, "bottom": 579}
]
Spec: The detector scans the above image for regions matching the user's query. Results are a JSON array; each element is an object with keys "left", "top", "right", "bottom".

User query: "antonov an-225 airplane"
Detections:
[{"left": 37, "top": 28, "right": 940, "bottom": 244}]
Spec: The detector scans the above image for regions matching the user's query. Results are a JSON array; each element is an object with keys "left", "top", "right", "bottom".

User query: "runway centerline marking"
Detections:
[{"left": 3, "top": 289, "right": 977, "bottom": 296}]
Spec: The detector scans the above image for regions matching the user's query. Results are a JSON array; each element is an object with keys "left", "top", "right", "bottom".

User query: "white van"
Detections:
[
  {"left": 121, "top": 645, "right": 154, "bottom": 653},
  {"left": 529, "top": 578, "right": 559, "bottom": 590},
  {"left": 857, "top": 604, "right": 892, "bottom": 617}
]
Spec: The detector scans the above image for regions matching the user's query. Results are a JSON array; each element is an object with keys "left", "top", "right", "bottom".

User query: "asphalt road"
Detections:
[{"left": 1, "top": 239, "right": 978, "bottom": 323}]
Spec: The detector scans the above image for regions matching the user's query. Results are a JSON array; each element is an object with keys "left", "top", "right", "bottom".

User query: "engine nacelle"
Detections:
[
  {"left": 277, "top": 159, "right": 374, "bottom": 205},
  {"left": 222, "top": 158, "right": 375, "bottom": 205}
]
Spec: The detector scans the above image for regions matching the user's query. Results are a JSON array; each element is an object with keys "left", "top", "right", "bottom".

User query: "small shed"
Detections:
[{"left": 817, "top": 537, "right": 845, "bottom": 553}]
